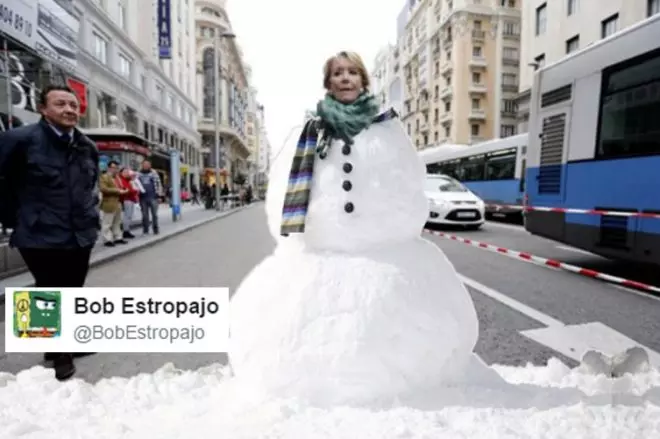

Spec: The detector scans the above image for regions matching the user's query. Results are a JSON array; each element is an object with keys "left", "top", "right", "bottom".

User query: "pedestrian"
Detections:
[
  {"left": 99, "top": 160, "right": 128, "bottom": 246},
  {"left": 136, "top": 160, "right": 162, "bottom": 235},
  {"left": 191, "top": 183, "right": 200, "bottom": 205},
  {"left": 0, "top": 84, "right": 100, "bottom": 381},
  {"left": 116, "top": 167, "right": 138, "bottom": 239}
]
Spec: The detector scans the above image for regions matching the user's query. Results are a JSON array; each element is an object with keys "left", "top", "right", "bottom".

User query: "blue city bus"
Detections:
[
  {"left": 419, "top": 134, "right": 528, "bottom": 220},
  {"left": 525, "top": 14, "right": 660, "bottom": 267}
]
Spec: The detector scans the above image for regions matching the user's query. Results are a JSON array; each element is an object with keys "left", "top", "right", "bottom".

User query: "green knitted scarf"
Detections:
[{"left": 315, "top": 92, "right": 380, "bottom": 146}]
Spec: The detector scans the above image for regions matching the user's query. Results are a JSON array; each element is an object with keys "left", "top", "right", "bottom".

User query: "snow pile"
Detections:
[{"left": 0, "top": 360, "right": 658, "bottom": 439}]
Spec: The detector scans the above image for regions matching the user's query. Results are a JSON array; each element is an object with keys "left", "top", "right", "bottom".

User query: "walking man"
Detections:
[
  {"left": 136, "top": 160, "right": 162, "bottom": 235},
  {"left": 0, "top": 84, "right": 100, "bottom": 380}
]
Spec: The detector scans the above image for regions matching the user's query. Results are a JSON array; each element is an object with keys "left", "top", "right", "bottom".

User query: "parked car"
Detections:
[{"left": 424, "top": 174, "right": 485, "bottom": 230}]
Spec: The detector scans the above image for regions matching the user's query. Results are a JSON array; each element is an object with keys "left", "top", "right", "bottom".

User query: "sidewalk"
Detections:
[{"left": 0, "top": 202, "right": 259, "bottom": 296}]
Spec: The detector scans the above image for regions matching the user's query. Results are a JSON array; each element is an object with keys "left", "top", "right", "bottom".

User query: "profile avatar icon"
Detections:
[{"left": 13, "top": 291, "right": 62, "bottom": 338}]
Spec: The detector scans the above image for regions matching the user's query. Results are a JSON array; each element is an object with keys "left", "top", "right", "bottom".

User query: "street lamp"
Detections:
[{"left": 213, "top": 31, "right": 236, "bottom": 210}]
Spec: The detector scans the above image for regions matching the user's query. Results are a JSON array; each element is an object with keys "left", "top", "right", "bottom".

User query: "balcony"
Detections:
[
  {"left": 469, "top": 135, "right": 484, "bottom": 144},
  {"left": 503, "top": 32, "right": 520, "bottom": 41},
  {"left": 502, "top": 84, "right": 519, "bottom": 93},
  {"left": 441, "top": 62, "right": 453, "bottom": 76},
  {"left": 502, "top": 57, "right": 519, "bottom": 67},
  {"left": 468, "top": 109, "right": 486, "bottom": 120},
  {"left": 440, "top": 86, "right": 453, "bottom": 100},
  {"left": 440, "top": 111, "right": 453, "bottom": 124},
  {"left": 501, "top": 109, "right": 517, "bottom": 119},
  {"left": 418, "top": 99, "right": 430, "bottom": 111},
  {"left": 469, "top": 83, "right": 487, "bottom": 94},
  {"left": 472, "top": 30, "right": 485, "bottom": 41},
  {"left": 420, "top": 121, "right": 430, "bottom": 133},
  {"left": 469, "top": 56, "right": 487, "bottom": 68}
]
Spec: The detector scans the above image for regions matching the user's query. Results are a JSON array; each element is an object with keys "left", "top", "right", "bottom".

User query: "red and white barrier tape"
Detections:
[
  {"left": 423, "top": 229, "right": 660, "bottom": 295},
  {"left": 487, "top": 204, "right": 660, "bottom": 219}
]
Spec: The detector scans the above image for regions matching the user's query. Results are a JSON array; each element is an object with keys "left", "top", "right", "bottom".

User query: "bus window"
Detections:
[
  {"left": 485, "top": 149, "right": 516, "bottom": 180},
  {"left": 597, "top": 50, "right": 660, "bottom": 158},
  {"left": 519, "top": 158, "right": 526, "bottom": 192},
  {"left": 461, "top": 155, "right": 485, "bottom": 181}
]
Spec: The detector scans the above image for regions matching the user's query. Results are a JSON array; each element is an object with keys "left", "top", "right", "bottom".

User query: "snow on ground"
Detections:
[{"left": 0, "top": 359, "right": 658, "bottom": 439}]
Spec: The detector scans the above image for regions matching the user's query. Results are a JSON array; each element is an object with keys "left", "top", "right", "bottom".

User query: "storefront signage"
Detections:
[
  {"left": 95, "top": 141, "right": 150, "bottom": 157},
  {"left": 0, "top": 0, "right": 37, "bottom": 49}
]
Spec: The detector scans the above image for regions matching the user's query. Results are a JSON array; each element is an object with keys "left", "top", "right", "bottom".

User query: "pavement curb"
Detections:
[{"left": 0, "top": 203, "right": 259, "bottom": 300}]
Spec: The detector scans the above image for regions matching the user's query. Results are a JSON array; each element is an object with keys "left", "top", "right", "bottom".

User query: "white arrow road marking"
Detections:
[
  {"left": 521, "top": 322, "right": 660, "bottom": 368},
  {"left": 460, "top": 274, "right": 660, "bottom": 367}
]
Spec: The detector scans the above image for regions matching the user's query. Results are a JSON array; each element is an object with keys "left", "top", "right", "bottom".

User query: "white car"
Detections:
[{"left": 424, "top": 174, "right": 485, "bottom": 229}]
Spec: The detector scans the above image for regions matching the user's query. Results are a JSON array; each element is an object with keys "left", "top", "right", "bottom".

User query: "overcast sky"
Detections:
[{"left": 227, "top": 0, "right": 403, "bottom": 163}]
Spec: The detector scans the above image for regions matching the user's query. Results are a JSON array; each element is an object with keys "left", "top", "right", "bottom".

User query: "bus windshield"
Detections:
[{"left": 425, "top": 176, "right": 468, "bottom": 192}]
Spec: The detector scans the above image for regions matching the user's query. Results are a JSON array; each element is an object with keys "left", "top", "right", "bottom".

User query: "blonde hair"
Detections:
[{"left": 323, "top": 51, "right": 370, "bottom": 91}]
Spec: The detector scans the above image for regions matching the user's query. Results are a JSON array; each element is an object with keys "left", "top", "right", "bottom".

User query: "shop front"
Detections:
[{"left": 82, "top": 128, "right": 150, "bottom": 172}]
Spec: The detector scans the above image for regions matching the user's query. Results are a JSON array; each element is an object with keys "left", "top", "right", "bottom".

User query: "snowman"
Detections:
[{"left": 227, "top": 52, "right": 649, "bottom": 408}]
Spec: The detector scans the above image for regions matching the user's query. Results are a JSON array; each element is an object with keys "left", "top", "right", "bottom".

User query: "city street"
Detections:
[{"left": 3, "top": 204, "right": 660, "bottom": 383}]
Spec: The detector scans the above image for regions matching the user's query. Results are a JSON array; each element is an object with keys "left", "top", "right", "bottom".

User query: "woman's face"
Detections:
[
  {"left": 328, "top": 57, "right": 363, "bottom": 104},
  {"left": 121, "top": 168, "right": 131, "bottom": 178}
]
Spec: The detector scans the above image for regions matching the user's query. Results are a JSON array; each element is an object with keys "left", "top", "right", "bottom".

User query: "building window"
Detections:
[
  {"left": 503, "top": 47, "right": 518, "bottom": 61},
  {"left": 93, "top": 32, "right": 107, "bottom": 64},
  {"left": 502, "top": 73, "right": 517, "bottom": 86},
  {"left": 472, "top": 72, "right": 481, "bottom": 83},
  {"left": 503, "top": 21, "right": 519, "bottom": 36},
  {"left": 119, "top": 54, "right": 132, "bottom": 79},
  {"left": 596, "top": 49, "right": 660, "bottom": 158},
  {"left": 471, "top": 98, "right": 480, "bottom": 109},
  {"left": 650, "top": 0, "right": 660, "bottom": 16},
  {"left": 602, "top": 14, "right": 619, "bottom": 38},
  {"left": 140, "top": 74, "right": 146, "bottom": 91},
  {"left": 567, "top": 0, "right": 578, "bottom": 16},
  {"left": 501, "top": 125, "right": 516, "bottom": 137},
  {"left": 472, "top": 46, "right": 482, "bottom": 57},
  {"left": 566, "top": 35, "right": 579, "bottom": 54},
  {"left": 502, "top": 99, "right": 517, "bottom": 113},
  {"left": 535, "top": 3, "right": 547, "bottom": 36},
  {"left": 471, "top": 124, "right": 480, "bottom": 136}
]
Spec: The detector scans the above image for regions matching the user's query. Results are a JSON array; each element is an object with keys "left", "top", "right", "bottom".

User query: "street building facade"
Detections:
[{"left": 195, "top": 0, "right": 251, "bottom": 189}]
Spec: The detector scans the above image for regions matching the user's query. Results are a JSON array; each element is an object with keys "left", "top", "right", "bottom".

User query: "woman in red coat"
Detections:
[{"left": 115, "top": 168, "right": 140, "bottom": 239}]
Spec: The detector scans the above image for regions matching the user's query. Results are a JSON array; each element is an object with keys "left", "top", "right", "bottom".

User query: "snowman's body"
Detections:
[{"left": 229, "top": 111, "right": 496, "bottom": 406}]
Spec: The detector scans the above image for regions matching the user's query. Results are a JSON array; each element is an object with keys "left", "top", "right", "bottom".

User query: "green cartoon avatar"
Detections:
[{"left": 14, "top": 290, "right": 62, "bottom": 338}]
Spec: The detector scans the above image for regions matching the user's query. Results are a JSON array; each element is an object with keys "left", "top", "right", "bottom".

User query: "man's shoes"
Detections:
[
  {"left": 123, "top": 231, "right": 135, "bottom": 239},
  {"left": 104, "top": 241, "right": 115, "bottom": 247},
  {"left": 53, "top": 354, "right": 76, "bottom": 381},
  {"left": 114, "top": 239, "right": 128, "bottom": 244},
  {"left": 153, "top": 229, "right": 159, "bottom": 235}
]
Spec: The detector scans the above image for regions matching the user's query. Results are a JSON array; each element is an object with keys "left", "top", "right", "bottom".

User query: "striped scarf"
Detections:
[{"left": 279, "top": 93, "right": 389, "bottom": 236}]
